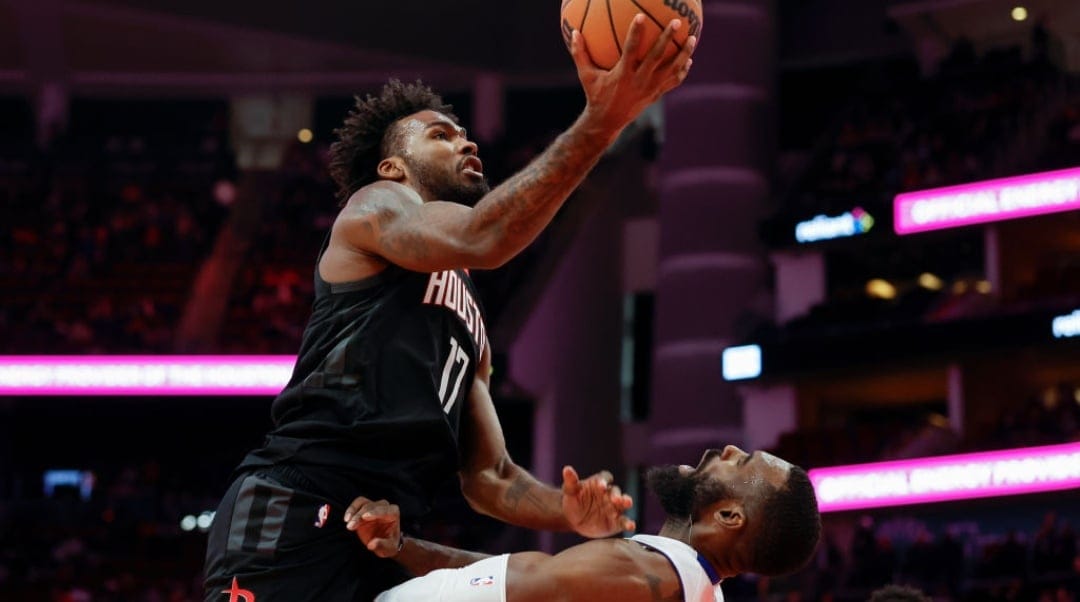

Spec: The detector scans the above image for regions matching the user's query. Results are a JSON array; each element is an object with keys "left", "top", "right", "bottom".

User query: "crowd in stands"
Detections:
[
  {"left": 773, "top": 380, "right": 1080, "bottom": 473},
  {"left": 750, "top": 510, "right": 1079, "bottom": 602},
  {"left": 781, "top": 39, "right": 1061, "bottom": 227},
  {"left": 214, "top": 138, "right": 331, "bottom": 354},
  {"left": 0, "top": 437, "right": 513, "bottom": 602},
  {"left": 1038, "top": 79, "right": 1080, "bottom": 171},
  {"left": 0, "top": 463, "right": 212, "bottom": 601},
  {"left": 762, "top": 39, "right": 1076, "bottom": 340},
  {"left": 0, "top": 100, "right": 232, "bottom": 354},
  {"left": 990, "top": 382, "right": 1080, "bottom": 452}
]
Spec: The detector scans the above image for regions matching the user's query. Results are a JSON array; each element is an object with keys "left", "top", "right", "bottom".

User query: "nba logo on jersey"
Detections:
[
  {"left": 469, "top": 576, "right": 495, "bottom": 586},
  {"left": 314, "top": 504, "right": 330, "bottom": 528}
]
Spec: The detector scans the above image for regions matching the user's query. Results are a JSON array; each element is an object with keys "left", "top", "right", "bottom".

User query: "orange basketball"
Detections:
[{"left": 560, "top": 0, "right": 703, "bottom": 70}]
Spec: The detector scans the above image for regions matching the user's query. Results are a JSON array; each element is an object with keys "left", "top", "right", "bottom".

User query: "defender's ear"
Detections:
[{"left": 712, "top": 500, "right": 746, "bottom": 531}]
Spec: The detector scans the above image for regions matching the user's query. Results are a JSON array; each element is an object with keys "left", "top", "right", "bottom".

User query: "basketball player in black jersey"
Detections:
[{"left": 204, "top": 15, "right": 696, "bottom": 602}]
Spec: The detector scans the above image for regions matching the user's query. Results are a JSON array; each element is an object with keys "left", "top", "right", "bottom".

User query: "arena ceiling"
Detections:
[
  {"left": 0, "top": 0, "right": 579, "bottom": 95},
  {"left": 888, "top": 0, "right": 1080, "bottom": 54},
  {"left": 87, "top": 0, "right": 566, "bottom": 71},
  {"left": 1, "top": 0, "right": 1077, "bottom": 96}
]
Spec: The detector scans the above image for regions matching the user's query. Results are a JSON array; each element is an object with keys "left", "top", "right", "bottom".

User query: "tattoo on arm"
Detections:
[
  {"left": 484, "top": 121, "right": 610, "bottom": 241},
  {"left": 504, "top": 475, "right": 556, "bottom": 514},
  {"left": 645, "top": 574, "right": 683, "bottom": 602},
  {"left": 371, "top": 203, "right": 433, "bottom": 262}
]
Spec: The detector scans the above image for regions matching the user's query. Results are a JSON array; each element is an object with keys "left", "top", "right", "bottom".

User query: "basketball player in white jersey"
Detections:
[{"left": 347, "top": 445, "right": 821, "bottom": 602}]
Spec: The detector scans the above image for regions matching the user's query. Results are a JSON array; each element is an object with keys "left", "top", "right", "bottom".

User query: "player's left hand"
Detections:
[
  {"left": 561, "top": 465, "right": 636, "bottom": 538},
  {"left": 344, "top": 496, "right": 402, "bottom": 558}
]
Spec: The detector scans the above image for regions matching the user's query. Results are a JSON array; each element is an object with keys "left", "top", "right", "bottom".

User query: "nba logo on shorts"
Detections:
[
  {"left": 314, "top": 504, "right": 330, "bottom": 528},
  {"left": 470, "top": 576, "right": 495, "bottom": 586}
]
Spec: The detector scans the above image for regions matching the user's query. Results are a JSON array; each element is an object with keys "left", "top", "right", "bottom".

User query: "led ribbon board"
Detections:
[
  {"left": 0, "top": 356, "right": 296, "bottom": 396},
  {"left": 894, "top": 166, "right": 1080, "bottom": 235},
  {"left": 809, "top": 442, "right": 1080, "bottom": 512}
]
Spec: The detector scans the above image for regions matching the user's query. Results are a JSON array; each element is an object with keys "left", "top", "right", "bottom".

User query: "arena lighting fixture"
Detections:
[
  {"left": 894, "top": 166, "right": 1080, "bottom": 235},
  {"left": 721, "top": 344, "right": 762, "bottom": 381},
  {"left": 809, "top": 441, "right": 1080, "bottom": 512},
  {"left": 43, "top": 469, "right": 95, "bottom": 501},
  {"left": 917, "top": 272, "right": 944, "bottom": 291},
  {"left": 0, "top": 356, "right": 296, "bottom": 396},
  {"left": 1011, "top": 6, "right": 1028, "bottom": 21},
  {"left": 865, "top": 279, "right": 897, "bottom": 300},
  {"left": 1053, "top": 309, "right": 1080, "bottom": 339}
]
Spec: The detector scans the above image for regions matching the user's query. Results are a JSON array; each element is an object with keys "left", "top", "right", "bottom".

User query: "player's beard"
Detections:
[
  {"left": 645, "top": 466, "right": 735, "bottom": 520},
  {"left": 405, "top": 156, "right": 490, "bottom": 207}
]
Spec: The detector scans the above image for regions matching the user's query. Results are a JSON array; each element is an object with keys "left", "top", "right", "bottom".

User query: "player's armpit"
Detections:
[{"left": 337, "top": 180, "right": 501, "bottom": 272}]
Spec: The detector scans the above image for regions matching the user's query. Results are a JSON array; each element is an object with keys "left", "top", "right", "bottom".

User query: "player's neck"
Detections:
[
  {"left": 657, "top": 516, "right": 691, "bottom": 544},
  {"left": 656, "top": 516, "right": 725, "bottom": 583},
  {"left": 406, "top": 180, "right": 437, "bottom": 204},
  {"left": 658, "top": 517, "right": 732, "bottom": 580}
]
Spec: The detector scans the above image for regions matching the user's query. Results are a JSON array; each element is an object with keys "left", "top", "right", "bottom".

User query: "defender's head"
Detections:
[
  {"left": 646, "top": 445, "right": 821, "bottom": 577},
  {"left": 328, "top": 79, "right": 490, "bottom": 207}
]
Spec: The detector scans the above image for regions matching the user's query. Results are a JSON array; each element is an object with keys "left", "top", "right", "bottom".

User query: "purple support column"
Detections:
[{"left": 648, "top": 0, "right": 775, "bottom": 487}]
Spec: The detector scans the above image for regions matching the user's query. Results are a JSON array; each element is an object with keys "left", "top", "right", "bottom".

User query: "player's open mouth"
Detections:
[{"left": 462, "top": 156, "right": 484, "bottom": 178}]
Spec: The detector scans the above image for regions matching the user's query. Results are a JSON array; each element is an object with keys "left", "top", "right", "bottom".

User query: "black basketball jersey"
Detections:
[{"left": 238, "top": 244, "right": 488, "bottom": 520}]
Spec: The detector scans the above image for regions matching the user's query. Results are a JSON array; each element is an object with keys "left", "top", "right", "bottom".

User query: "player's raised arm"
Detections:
[{"left": 333, "top": 17, "right": 696, "bottom": 274}]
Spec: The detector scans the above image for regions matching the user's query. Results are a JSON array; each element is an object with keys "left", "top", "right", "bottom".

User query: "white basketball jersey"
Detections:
[{"left": 629, "top": 534, "right": 725, "bottom": 602}]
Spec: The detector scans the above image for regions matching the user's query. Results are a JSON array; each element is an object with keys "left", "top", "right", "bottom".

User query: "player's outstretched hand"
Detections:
[
  {"left": 345, "top": 496, "right": 402, "bottom": 558},
  {"left": 561, "top": 465, "right": 636, "bottom": 538},
  {"left": 569, "top": 14, "right": 696, "bottom": 133}
]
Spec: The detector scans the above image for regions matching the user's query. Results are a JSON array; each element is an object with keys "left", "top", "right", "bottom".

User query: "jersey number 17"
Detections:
[{"left": 437, "top": 336, "right": 470, "bottom": 413}]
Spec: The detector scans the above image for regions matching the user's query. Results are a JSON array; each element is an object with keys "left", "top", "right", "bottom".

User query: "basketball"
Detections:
[{"left": 560, "top": 0, "right": 703, "bottom": 70}]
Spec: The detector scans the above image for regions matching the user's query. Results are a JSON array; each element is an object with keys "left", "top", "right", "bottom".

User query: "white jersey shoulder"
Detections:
[{"left": 629, "top": 534, "right": 724, "bottom": 602}]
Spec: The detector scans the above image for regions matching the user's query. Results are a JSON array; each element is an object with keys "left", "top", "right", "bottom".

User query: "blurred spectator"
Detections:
[{"left": 867, "top": 584, "right": 931, "bottom": 602}]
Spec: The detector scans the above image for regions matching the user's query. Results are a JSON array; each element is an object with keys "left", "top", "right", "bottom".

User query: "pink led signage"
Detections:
[
  {"left": 809, "top": 442, "right": 1080, "bottom": 512},
  {"left": 0, "top": 356, "right": 296, "bottom": 396},
  {"left": 894, "top": 166, "right": 1080, "bottom": 235}
]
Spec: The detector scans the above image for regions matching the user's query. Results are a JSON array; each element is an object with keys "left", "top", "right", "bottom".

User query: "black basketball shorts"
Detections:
[{"left": 203, "top": 466, "right": 412, "bottom": 602}]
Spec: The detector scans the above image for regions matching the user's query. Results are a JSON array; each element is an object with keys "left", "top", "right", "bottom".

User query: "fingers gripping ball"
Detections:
[{"left": 561, "top": 0, "right": 703, "bottom": 69}]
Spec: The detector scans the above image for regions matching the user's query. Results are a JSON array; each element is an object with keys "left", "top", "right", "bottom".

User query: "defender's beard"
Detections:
[{"left": 645, "top": 466, "right": 735, "bottom": 520}]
